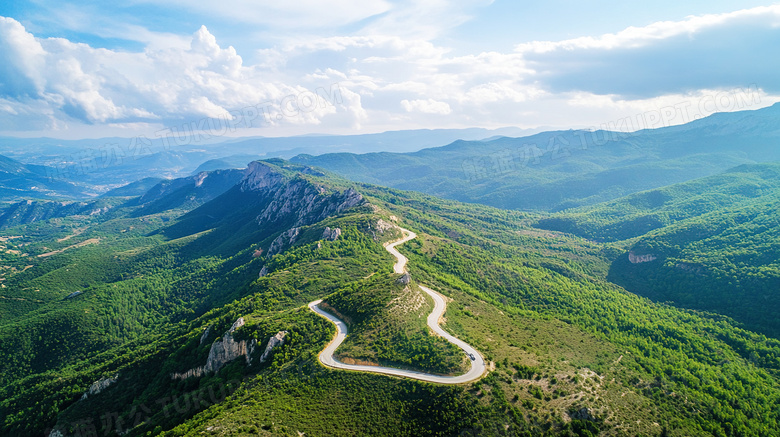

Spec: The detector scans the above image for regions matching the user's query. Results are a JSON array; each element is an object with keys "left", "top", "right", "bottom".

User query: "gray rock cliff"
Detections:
[{"left": 171, "top": 317, "right": 257, "bottom": 380}]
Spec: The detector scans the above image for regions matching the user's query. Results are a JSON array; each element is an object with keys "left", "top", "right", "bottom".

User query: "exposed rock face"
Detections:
[
  {"left": 202, "top": 320, "right": 256, "bottom": 373},
  {"left": 397, "top": 272, "right": 411, "bottom": 285},
  {"left": 322, "top": 227, "right": 342, "bottom": 241},
  {"left": 65, "top": 291, "right": 82, "bottom": 299},
  {"left": 267, "top": 227, "right": 301, "bottom": 257},
  {"left": 260, "top": 331, "right": 288, "bottom": 362},
  {"left": 258, "top": 183, "right": 363, "bottom": 228},
  {"left": 569, "top": 407, "right": 598, "bottom": 422},
  {"left": 230, "top": 317, "right": 244, "bottom": 331},
  {"left": 194, "top": 172, "right": 208, "bottom": 187},
  {"left": 240, "top": 161, "right": 286, "bottom": 191},
  {"left": 372, "top": 218, "right": 403, "bottom": 241},
  {"left": 258, "top": 265, "right": 269, "bottom": 277},
  {"left": 376, "top": 219, "right": 394, "bottom": 233},
  {"left": 199, "top": 326, "right": 212, "bottom": 345},
  {"left": 628, "top": 251, "right": 657, "bottom": 264},
  {"left": 239, "top": 162, "right": 364, "bottom": 229},
  {"left": 172, "top": 318, "right": 257, "bottom": 380},
  {"left": 80, "top": 374, "right": 118, "bottom": 400}
]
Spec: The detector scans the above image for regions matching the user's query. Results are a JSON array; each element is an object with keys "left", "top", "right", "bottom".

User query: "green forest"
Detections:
[{"left": 0, "top": 160, "right": 779, "bottom": 436}]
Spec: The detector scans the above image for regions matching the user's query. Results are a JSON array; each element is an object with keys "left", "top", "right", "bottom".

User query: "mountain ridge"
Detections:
[
  {"left": 2, "top": 160, "right": 780, "bottom": 436},
  {"left": 291, "top": 104, "right": 780, "bottom": 211}
]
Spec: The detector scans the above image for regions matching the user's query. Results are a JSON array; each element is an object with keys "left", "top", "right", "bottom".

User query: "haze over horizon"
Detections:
[{"left": 1, "top": 1, "right": 779, "bottom": 143}]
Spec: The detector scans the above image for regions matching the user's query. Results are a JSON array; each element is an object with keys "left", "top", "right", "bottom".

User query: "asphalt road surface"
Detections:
[{"left": 308, "top": 227, "right": 486, "bottom": 384}]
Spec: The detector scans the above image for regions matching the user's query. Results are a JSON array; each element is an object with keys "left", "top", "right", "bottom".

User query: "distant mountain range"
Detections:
[
  {"left": 1, "top": 104, "right": 778, "bottom": 209},
  {"left": 0, "top": 154, "right": 92, "bottom": 200},
  {"left": 0, "top": 127, "right": 537, "bottom": 196},
  {"left": 291, "top": 103, "right": 780, "bottom": 211},
  {"left": 4, "top": 158, "right": 780, "bottom": 436}
]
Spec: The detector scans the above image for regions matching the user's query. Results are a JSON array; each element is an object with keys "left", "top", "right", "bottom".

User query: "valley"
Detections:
[
  {"left": 2, "top": 4, "right": 780, "bottom": 436},
  {"left": 0, "top": 157, "right": 777, "bottom": 436}
]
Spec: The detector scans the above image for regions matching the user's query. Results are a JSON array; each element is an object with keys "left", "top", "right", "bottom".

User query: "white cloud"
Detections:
[
  {"left": 516, "top": 5, "right": 780, "bottom": 53},
  {"left": 517, "top": 5, "right": 780, "bottom": 97},
  {"left": 0, "top": 17, "right": 46, "bottom": 96},
  {"left": 359, "top": 0, "right": 493, "bottom": 39},
  {"left": 2, "top": 4, "right": 780, "bottom": 137},
  {"left": 0, "top": 18, "right": 366, "bottom": 131},
  {"left": 401, "top": 98, "right": 451, "bottom": 114}
]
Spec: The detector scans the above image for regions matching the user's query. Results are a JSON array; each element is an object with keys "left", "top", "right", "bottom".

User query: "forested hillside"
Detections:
[
  {"left": 0, "top": 160, "right": 778, "bottom": 436},
  {"left": 537, "top": 163, "right": 780, "bottom": 241},
  {"left": 534, "top": 162, "right": 780, "bottom": 338},
  {"left": 292, "top": 103, "right": 780, "bottom": 211}
]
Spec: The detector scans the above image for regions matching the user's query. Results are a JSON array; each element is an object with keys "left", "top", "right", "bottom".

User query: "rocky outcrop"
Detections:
[
  {"left": 569, "top": 407, "right": 598, "bottom": 422},
  {"left": 370, "top": 218, "right": 403, "bottom": 241},
  {"left": 259, "top": 183, "right": 363, "bottom": 228},
  {"left": 65, "top": 291, "right": 82, "bottom": 299},
  {"left": 260, "top": 331, "right": 288, "bottom": 362},
  {"left": 397, "top": 272, "right": 411, "bottom": 285},
  {"left": 267, "top": 227, "right": 301, "bottom": 257},
  {"left": 376, "top": 219, "right": 395, "bottom": 233},
  {"left": 628, "top": 251, "right": 657, "bottom": 264},
  {"left": 202, "top": 319, "right": 256, "bottom": 373},
  {"left": 322, "top": 227, "right": 342, "bottom": 241},
  {"left": 80, "top": 374, "right": 118, "bottom": 400},
  {"left": 258, "top": 265, "right": 269, "bottom": 277},
  {"left": 240, "top": 161, "right": 286, "bottom": 192},
  {"left": 199, "top": 326, "right": 212, "bottom": 345},
  {"left": 172, "top": 318, "right": 257, "bottom": 380},
  {"left": 240, "top": 162, "right": 364, "bottom": 229}
]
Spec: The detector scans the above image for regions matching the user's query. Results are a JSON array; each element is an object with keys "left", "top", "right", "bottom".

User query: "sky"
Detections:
[{"left": 1, "top": 0, "right": 779, "bottom": 140}]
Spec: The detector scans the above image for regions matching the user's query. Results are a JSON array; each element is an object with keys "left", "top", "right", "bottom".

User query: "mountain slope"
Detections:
[
  {"left": 130, "top": 169, "right": 246, "bottom": 216},
  {"left": 535, "top": 162, "right": 780, "bottom": 337},
  {"left": 100, "top": 177, "right": 166, "bottom": 197},
  {"left": 292, "top": 104, "right": 780, "bottom": 211},
  {"left": 0, "top": 154, "right": 90, "bottom": 200},
  {"left": 1, "top": 160, "right": 779, "bottom": 436},
  {"left": 607, "top": 194, "right": 780, "bottom": 337},
  {"left": 537, "top": 162, "right": 780, "bottom": 241}
]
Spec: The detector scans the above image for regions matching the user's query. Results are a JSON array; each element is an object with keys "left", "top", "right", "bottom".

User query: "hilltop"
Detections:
[
  {"left": 0, "top": 161, "right": 778, "bottom": 436},
  {"left": 292, "top": 103, "right": 780, "bottom": 211}
]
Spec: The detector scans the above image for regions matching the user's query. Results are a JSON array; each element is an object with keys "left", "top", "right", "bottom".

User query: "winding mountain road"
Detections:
[{"left": 308, "top": 227, "right": 486, "bottom": 384}]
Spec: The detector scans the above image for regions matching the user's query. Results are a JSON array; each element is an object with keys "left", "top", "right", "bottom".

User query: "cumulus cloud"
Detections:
[
  {"left": 401, "top": 98, "right": 451, "bottom": 114},
  {"left": 0, "top": 17, "right": 46, "bottom": 97},
  {"left": 518, "top": 5, "right": 780, "bottom": 98},
  {"left": 2, "top": 4, "right": 780, "bottom": 136},
  {"left": 0, "top": 18, "right": 363, "bottom": 131}
]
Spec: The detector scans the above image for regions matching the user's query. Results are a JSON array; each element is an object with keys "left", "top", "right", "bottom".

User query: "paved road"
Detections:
[
  {"left": 308, "top": 227, "right": 486, "bottom": 384},
  {"left": 384, "top": 229, "right": 417, "bottom": 274}
]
